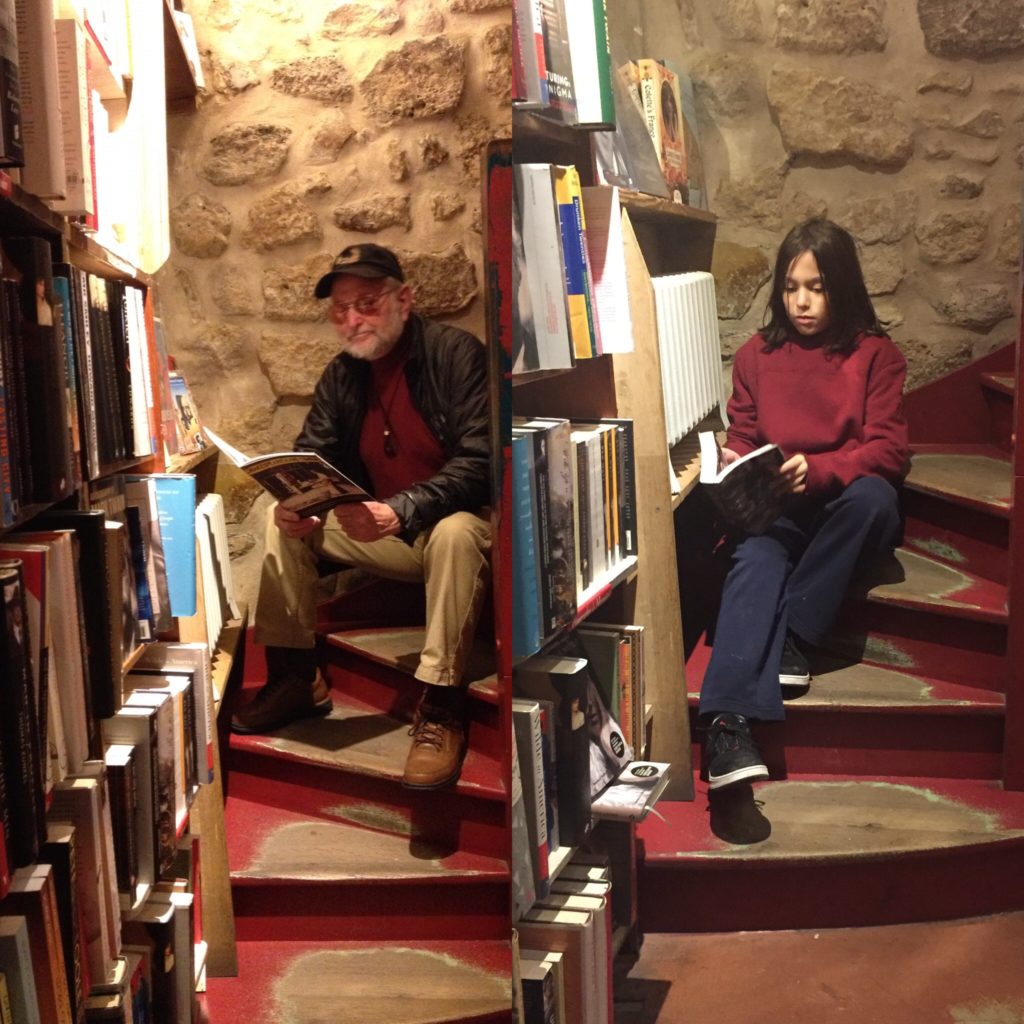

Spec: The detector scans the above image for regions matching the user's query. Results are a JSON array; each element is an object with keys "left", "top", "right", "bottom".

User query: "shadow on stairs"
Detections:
[{"left": 200, "top": 580, "right": 510, "bottom": 1024}]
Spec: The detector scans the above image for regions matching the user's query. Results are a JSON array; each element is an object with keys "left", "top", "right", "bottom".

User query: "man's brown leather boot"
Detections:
[
  {"left": 231, "top": 647, "right": 333, "bottom": 734},
  {"left": 402, "top": 692, "right": 467, "bottom": 790}
]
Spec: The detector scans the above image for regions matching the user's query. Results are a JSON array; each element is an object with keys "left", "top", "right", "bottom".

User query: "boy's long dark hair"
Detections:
[{"left": 762, "top": 218, "right": 887, "bottom": 354}]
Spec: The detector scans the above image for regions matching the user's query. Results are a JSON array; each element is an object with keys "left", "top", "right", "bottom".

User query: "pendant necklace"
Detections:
[{"left": 376, "top": 370, "right": 403, "bottom": 458}]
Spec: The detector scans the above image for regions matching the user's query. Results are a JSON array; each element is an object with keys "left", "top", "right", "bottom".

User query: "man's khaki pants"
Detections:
[{"left": 253, "top": 505, "right": 492, "bottom": 687}]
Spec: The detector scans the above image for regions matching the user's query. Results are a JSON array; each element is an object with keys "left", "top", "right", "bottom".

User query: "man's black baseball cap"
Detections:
[{"left": 314, "top": 243, "right": 405, "bottom": 298}]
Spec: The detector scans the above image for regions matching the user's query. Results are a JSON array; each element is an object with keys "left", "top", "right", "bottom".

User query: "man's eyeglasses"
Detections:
[{"left": 327, "top": 287, "right": 399, "bottom": 322}]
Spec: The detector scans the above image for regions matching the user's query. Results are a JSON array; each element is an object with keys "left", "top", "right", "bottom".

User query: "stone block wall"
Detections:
[
  {"left": 157, "top": 0, "right": 510, "bottom": 605},
  {"left": 626, "top": 0, "right": 1023, "bottom": 390}
]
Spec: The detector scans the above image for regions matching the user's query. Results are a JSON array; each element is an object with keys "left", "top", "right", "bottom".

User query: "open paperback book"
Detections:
[
  {"left": 591, "top": 761, "right": 672, "bottom": 822},
  {"left": 698, "top": 431, "right": 786, "bottom": 535},
  {"left": 205, "top": 427, "right": 371, "bottom": 518}
]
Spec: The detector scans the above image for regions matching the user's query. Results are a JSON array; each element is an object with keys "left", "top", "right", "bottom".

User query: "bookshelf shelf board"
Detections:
[
  {"left": 513, "top": 556, "right": 640, "bottom": 666},
  {"left": 166, "top": 445, "right": 217, "bottom": 476},
  {"left": 617, "top": 188, "right": 717, "bottom": 226},
  {"left": 122, "top": 641, "right": 148, "bottom": 677},
  {"left": 511, "top": 366, "right": 576, "bottom": 387},
  {"left": 574, "top": 556, "right": 639, "bottom": 625},
  {"left": 670, "top": 429, "right": 706, "bottom": 510},
  {"left": 0, "top": 175, "right": 66, "bottom": 237},
  {"left": 211, "top": 610, "right": 248, "bottom": 717}
]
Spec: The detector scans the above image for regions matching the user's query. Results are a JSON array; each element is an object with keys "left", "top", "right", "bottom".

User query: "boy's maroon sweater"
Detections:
[{"left": 726, "top": 331, "right": 909, "bottom": 497}]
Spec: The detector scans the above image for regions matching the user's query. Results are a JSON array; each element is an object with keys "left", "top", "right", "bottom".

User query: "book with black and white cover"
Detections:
[
  {"left": 514, "top": 655, "right": 590, "bottom": 847},
  {"left": 512, "top": 698, "right": 550, "bottom": 901},
  {"left": 591, "top": 760, "right": 671, "bottom": 821},
  {"left": 698, "top": 431, "right": 785, "bottom": 535},
  {"left": 204, "top": 427, "right": 370, "bottom": 518}
]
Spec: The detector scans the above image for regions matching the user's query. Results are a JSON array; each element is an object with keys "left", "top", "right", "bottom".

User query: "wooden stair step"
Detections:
[
  {"left": 688, "top": 640, "right": 1003, "bottom": 710},
  {"left": 687, "top": 642, "right": 1004, "bottom": 778},
  {"left": 227, "top": 687, "right": 504, "bottom": 804},
  {"left": 905, "top": 447, "right": 1012, "bottom": 517},
  {"left": 326, "top": 625, "right": 498, "bottom": 692},
  {"left": 854, "top": 547, "right": 1008, "bottom": 625},
  {"left": 637, "top": 773, "right": 1024, "bottom": 931},
  {"left": 979, "top": 371, "right": 1015, "bottom": 396},
  {"left": 201, "top": 939, "right": 512, "bottom": 1024},
  {"left": 222, "top": 797, "right": 508, "bottom": 943},
  {"left": 225, "top": 795, "right": 507, "bottom": 882}
]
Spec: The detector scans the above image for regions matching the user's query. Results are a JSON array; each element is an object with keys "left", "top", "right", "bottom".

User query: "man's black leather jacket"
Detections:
[{"left": 295, "top": 313, "right": 490, "bottom": 542}]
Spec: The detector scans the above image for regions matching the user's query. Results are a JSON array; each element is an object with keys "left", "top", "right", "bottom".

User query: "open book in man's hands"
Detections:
[
  {"left": 205, "top": 427, "right": 371, "bottom": 518},
  {"left": 698, "top": 431, "right": 785, "bottom": 535}
]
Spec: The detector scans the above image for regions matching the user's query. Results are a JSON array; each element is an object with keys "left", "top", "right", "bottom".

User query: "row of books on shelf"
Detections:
[
  {"left": 513, "top": 416, "right": 636, "bottom": 659},
  {"left": 514, "top": 164, "right": 635, "bottom": 374},
  {"left": 511, "top": 628, "right": 666, "bottom": 897},
  {"left": 1, "top": 0, "right": 188, "bottom": 264},
  {"left": 514, "top": 850, "right": 620, "bottom": 1024},
  {"left": 0, "top": 474, "right": 238, "bottom": 874},
  {"left": 0, "top": 230, "right": 208, "bottom": 527},
  {"left": 1, "top": 809, "right": 206, "bottom": 1024},
  {"left": 513, "top": 0, "right": 614, "bottom": 129}
]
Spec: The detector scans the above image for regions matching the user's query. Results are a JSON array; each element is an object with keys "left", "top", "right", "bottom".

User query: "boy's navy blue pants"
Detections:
[{"left": 698, "top": 476, "right": 902, "bottom": 723}]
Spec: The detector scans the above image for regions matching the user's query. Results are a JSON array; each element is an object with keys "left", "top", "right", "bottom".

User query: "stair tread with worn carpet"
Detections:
[
  {"left": 225, "top": 794, "right": 507, "bottom": 883},
  {"left": 904, "top": 446, "right": 1012, "bottom": 515},
  {"left": 637, "top": 772, "right": 1024, "bottom": 931},
  {"left": 202, "top": 939, "right": 512, "bottom": 1024},
  {"left": 854, "top": 546, "right": 1007, "bottom": 623},
  {"left": 227, "top": 680, "right": 503, "bottom": 802}
]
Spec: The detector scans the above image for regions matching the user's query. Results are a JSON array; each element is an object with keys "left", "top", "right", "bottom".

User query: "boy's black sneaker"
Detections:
[
  {"left": 704, "top": 713, "right": 769, "bottom": 790},
  {"left": 779, "top": 633, "right": 811, "bottom": 689}
]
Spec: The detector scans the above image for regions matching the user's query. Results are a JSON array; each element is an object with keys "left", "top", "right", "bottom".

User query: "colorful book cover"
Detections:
[
  {"left": 637, "top": 58, "right": 688, "bottom": 198},
  {"left": 149, "top": 474, "right": 197, "bottom": 618}
]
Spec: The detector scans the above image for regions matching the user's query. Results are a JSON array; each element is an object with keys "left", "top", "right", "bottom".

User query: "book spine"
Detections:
[
  {"left": 0, "top": 972, "right": 11, "bottom": 1024},
  {"left": 106, "top": 756, "right": 139, "bottom": 897},
  {"left": 51, "top": 18, "right": 93, "bottom": 216},
  {"left": 51, "top": 275, "right": 83, "bottom": 491},
  {"left": 566, "top": 165, "right": 601, "bottom": 356},
  {"left": 13, "top": 0, "right": 66, "bottom": 197},
  {"left": 0, "top": 563, "right": 44, "bottom": 866},
  {"left": 0, "top": 287, "right": 13, "bottom": 526},
  {"left": 553, "top": 166, "right": 593, "bottom": 360},
  {"left": 574, "top": 435, "right": 591, "bottom": 593},
  {"left": 528, "top": 428, "right": 556, "bottom": 637},
  {"left": 614, "top": 421, "right": 637, "bottom": 557},
  {"left": 513, "top": 704, "right": 550, "bottom": 898},
  {"left": 0, "top": 0, "right": 23, "bottom": 167},
  {"left": 2, "top": 277, "right": 33, "bottom": 504},
  {"left": 40, "top": 834, "right": 86, "bottom": 1024},
  {"left": 511, "top": 434, "right": 542, "bottom": 658}
]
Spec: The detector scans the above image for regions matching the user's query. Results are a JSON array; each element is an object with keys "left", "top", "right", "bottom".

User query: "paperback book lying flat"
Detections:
[
  {"left": 205, "top": 428, "right": 370, "bottom": 518},
  {"left": 698, "top": 431, "right": 785, "bottom": 535}
]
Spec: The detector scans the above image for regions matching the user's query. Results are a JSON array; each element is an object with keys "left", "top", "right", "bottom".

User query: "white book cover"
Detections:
[
  {"left": 14, "top": 0, "right": 67, "bottom": 198},
  {"left": 580, "top": 187, "right": 635, "bottom": 354},
  {"left": 52, "top": 18, "right": 93, "bottom": 216}
]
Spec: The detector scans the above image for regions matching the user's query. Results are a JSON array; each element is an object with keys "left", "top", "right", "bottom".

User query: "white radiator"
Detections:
[{"left": 652, "top": 271, "right": 725, "bottom": 446}]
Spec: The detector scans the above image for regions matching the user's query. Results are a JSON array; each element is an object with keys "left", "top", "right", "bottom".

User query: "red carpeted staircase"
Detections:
[
  {"left": 201, "top": 583, "right": 511, "bottom": 1024},
  {"left": 633, "top": 344, "right": 1024, "bottom": 951}
]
